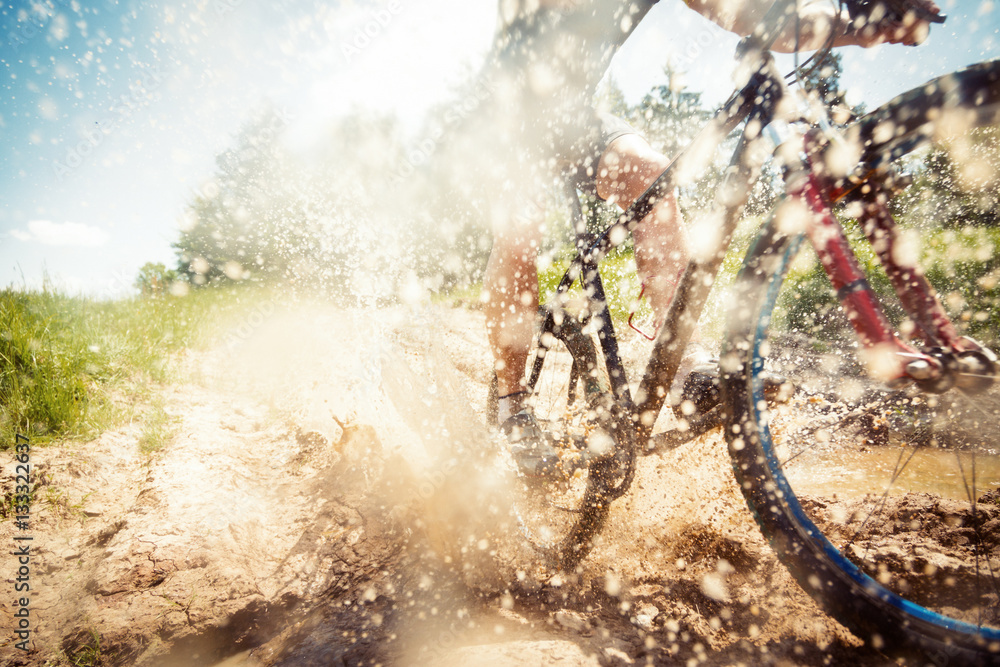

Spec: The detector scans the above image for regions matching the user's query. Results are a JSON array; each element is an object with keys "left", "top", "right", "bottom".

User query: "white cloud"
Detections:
[{"left": 11, "top": 220, "right": 110, "bottom": 247}]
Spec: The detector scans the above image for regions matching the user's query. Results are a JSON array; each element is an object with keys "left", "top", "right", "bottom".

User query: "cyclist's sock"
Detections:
[{"left": 497, "top": 390, "right": 529, "bottom": 424}]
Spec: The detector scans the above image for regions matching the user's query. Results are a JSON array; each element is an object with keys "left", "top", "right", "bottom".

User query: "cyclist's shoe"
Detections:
[
  {"left": 679, "top": 363, "right": 792, "bottom": 416},
  {"left": 500, "top": 410, "right": 562, "bottom": 478},
  {"left": 679, "top": 363, "right": 722, "bottom": 415},
  {"left": 672, "top": 342, "right": 715, "bottom": 388},
  {"left": 672, "top": 342, "right": 719, "bottom": 413}
]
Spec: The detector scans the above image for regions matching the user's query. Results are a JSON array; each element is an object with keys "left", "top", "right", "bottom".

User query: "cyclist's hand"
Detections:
[{"left": 849, "top": 0, "right": 943, "bottom": 47}]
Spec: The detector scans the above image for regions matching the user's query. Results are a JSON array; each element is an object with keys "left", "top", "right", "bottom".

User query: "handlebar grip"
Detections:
[
  {"left": 900, "top": 0, "right": 946, "bottom": 24},
  {"left": 846, "top": 0, "right": 946, "bottom": 25}
]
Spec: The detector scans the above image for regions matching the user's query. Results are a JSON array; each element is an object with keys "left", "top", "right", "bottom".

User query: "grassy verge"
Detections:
[
  {"left": 538, "top": 244, "right": 646, "bottom": 324},
  {"left": 137, "top": 397, "right": 179, "bottom": 455},
  {"left": 0, "top": 283, "right": 276, "bottom": 449},
  {"left": 533, "top": 215, "right": 761, "bottom": 339}
]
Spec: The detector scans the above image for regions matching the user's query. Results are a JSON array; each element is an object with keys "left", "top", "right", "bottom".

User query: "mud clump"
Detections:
[{"left": 808, "top": 490, "right": 1000, "bottom": 625}]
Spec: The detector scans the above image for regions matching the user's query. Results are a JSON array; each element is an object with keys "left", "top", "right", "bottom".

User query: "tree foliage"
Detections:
[
  {"left": 167, "top": 52, "right": 994, "bottom": 309},
  {"left": 897, "top": 127, "right": 1000, "bottom": 228},
  {"left": 134, "top": 262, "right": 178, "bottom": 296},
  {"left": 173, "top": 106, "right": 416, "bottom": 293},
  {"left": 796, "top": 49, "right": 846, "bottom": 108},
  {"left": 175, "top": 107, "right": 341, "bottom": 288},
  {"left": 172, "top": 92, "right": 500, "bottom": 298},
  {"left": 632, "top": 65, "right": 713, "bottom": 159}
]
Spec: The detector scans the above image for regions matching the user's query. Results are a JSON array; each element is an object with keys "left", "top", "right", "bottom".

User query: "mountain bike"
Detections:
[{"left": 496, "top": 0, "right": 1000, "bottom": 661}]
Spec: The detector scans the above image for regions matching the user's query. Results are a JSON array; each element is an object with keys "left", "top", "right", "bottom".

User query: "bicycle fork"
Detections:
[{"left": 793, "top": 153, "right": 998, "bottom": 394}]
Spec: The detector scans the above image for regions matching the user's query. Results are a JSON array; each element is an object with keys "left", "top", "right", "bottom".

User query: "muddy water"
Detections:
[
  {"left": 784, "top": 445, "right": 1000, "bottom": 502},
  {"left": 209, "top": 650, "right": 256, "bottom": 667}
]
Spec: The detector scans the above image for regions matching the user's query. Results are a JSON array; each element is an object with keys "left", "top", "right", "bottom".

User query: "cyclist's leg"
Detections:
[
  {"left": 595, "top": 132, "right": 688, "bottom": 325},
  {"left": 484, "top": 195, "right": 544, "bottom": 423},
  {"left": 595, "top": 130, "right": 720, "bottom": 408}
]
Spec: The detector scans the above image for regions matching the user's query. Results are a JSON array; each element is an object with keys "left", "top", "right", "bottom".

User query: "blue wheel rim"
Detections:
[{"left": 749, "top": 232, "right": 1000, "bottom": 641}]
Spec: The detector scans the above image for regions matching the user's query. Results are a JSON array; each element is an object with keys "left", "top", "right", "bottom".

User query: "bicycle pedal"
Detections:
[
  {"left": 509, "top": 431, "right": 592, "bottom": 479},
  {"left": 510, "top": 449, "right": 563, "bottom": 478},
  {"left": 678, "top": 368, "right": 791, "bottom": 417},
  {"left": 650, "top": 405, "right": 725, "bottom": 453}
]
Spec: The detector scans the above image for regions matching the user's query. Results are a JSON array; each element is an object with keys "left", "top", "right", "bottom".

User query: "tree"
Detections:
[
  {"left": 796, "top": 50, "right": 847, "bottom": 109},
  {"left": 171, "top": 96, "right": 497, "bottom": 299},
  {"left": 173, "top": 106, "right": 412, "bottom": 292},
  {"left": 134, "top": 262, "right": 178, "bottom": 296},
  {"left": 174, "top": 106, "right": 299, "bottom": 286},
  {"left": 632, "top": 64, "right": 713, "bottom": 159},
  {"left": 899, "top": 128, "right": 1000, "bottom": 228},
  {"left": 595, "top": 75, "right": 631, "bottom": 119}
]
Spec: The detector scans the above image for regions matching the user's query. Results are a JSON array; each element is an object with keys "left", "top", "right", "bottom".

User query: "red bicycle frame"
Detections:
[{"left": 795, "top": 131, "right": 968, "bottom": 385}]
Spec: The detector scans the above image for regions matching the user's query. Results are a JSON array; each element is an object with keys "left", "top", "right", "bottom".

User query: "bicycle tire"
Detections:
[
  {"left": 847, "top": 59, "right": 1000, "bottom": 168},
  {"left": 510, "top": 306, "right": 635, "bottom": 570},
  {"left": 721, "top": 61, "right": 1000, "bottom": 664},
  {"left": 723, "top": 62, "right": 1000, "bottom": 660}
]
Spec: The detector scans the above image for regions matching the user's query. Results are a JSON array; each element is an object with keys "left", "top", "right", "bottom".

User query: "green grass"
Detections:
[
  {"left": 66, "top": 629, "right": 103, "bottom": 667},
  {"left": 535, "top": 215, "right": 762, "bottom": 338},
  {"left": 0, "top": 282, "right": 276, "bottom": 449},
  {"left": 538, "top": 244, "right": 646, "bottom": 324},
  {"left": 137, "top": 398, "right": 178, "bottom": 454},
  {"left": 434, "top": 245, "right": 653, "bottom": 325}
]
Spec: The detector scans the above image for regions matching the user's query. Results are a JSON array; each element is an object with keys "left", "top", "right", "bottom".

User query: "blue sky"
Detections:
[{"left": 1, "top": 0, "right": 997, "bottom": 296}]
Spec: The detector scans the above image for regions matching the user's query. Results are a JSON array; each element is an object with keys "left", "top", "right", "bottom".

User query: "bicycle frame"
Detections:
[
  {"left": 534, "top": 0, "right": 982, "bottom": 451},
  {"left": 510, "top": 3, "right": 1000, "bottom": 656}
]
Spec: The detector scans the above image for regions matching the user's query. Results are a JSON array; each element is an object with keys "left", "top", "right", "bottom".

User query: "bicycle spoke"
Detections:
[
  {"left": 956, "top": 446, "right": 1000, "bottom": 628},
  {"left": 847, "top": 446, "right": 919, "bottom": 558},
  {"left": 948, "top": 388, "right": 1000, "bottom": 623},
  {"left": 775, "top": 394, "right": 895, "bottom": 468}
]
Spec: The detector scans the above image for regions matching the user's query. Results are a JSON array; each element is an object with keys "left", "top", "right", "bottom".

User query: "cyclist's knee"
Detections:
[{"left": 596, "top": 133, "right": 671, "bottom": 206}]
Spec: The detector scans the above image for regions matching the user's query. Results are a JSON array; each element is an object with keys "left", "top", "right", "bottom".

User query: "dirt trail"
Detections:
[{"left": 2, "top": 303, "right": 894, "bottom": 666}]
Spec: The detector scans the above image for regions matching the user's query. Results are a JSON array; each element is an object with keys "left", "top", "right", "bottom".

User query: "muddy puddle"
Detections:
[{"left": 786, "top": 445, "right": 1000, "bottom": 501}]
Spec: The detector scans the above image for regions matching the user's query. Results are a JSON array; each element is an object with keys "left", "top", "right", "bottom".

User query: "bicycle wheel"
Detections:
[
  {"left": 506, "top": 306, "right": 635, "bottom": 570},
  {"left": 723, "top": 206, "right": 1000, "bottom": 661}
]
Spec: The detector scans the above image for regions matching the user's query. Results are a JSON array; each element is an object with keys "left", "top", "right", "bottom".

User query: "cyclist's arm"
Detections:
[{"left": 683, "top": 0, "right": 940, "bottom": 52}]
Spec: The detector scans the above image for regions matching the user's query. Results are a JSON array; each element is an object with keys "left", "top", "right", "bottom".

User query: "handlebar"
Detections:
[{"left": 745, "top": 0, "right": 946, "bottom": 57}]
